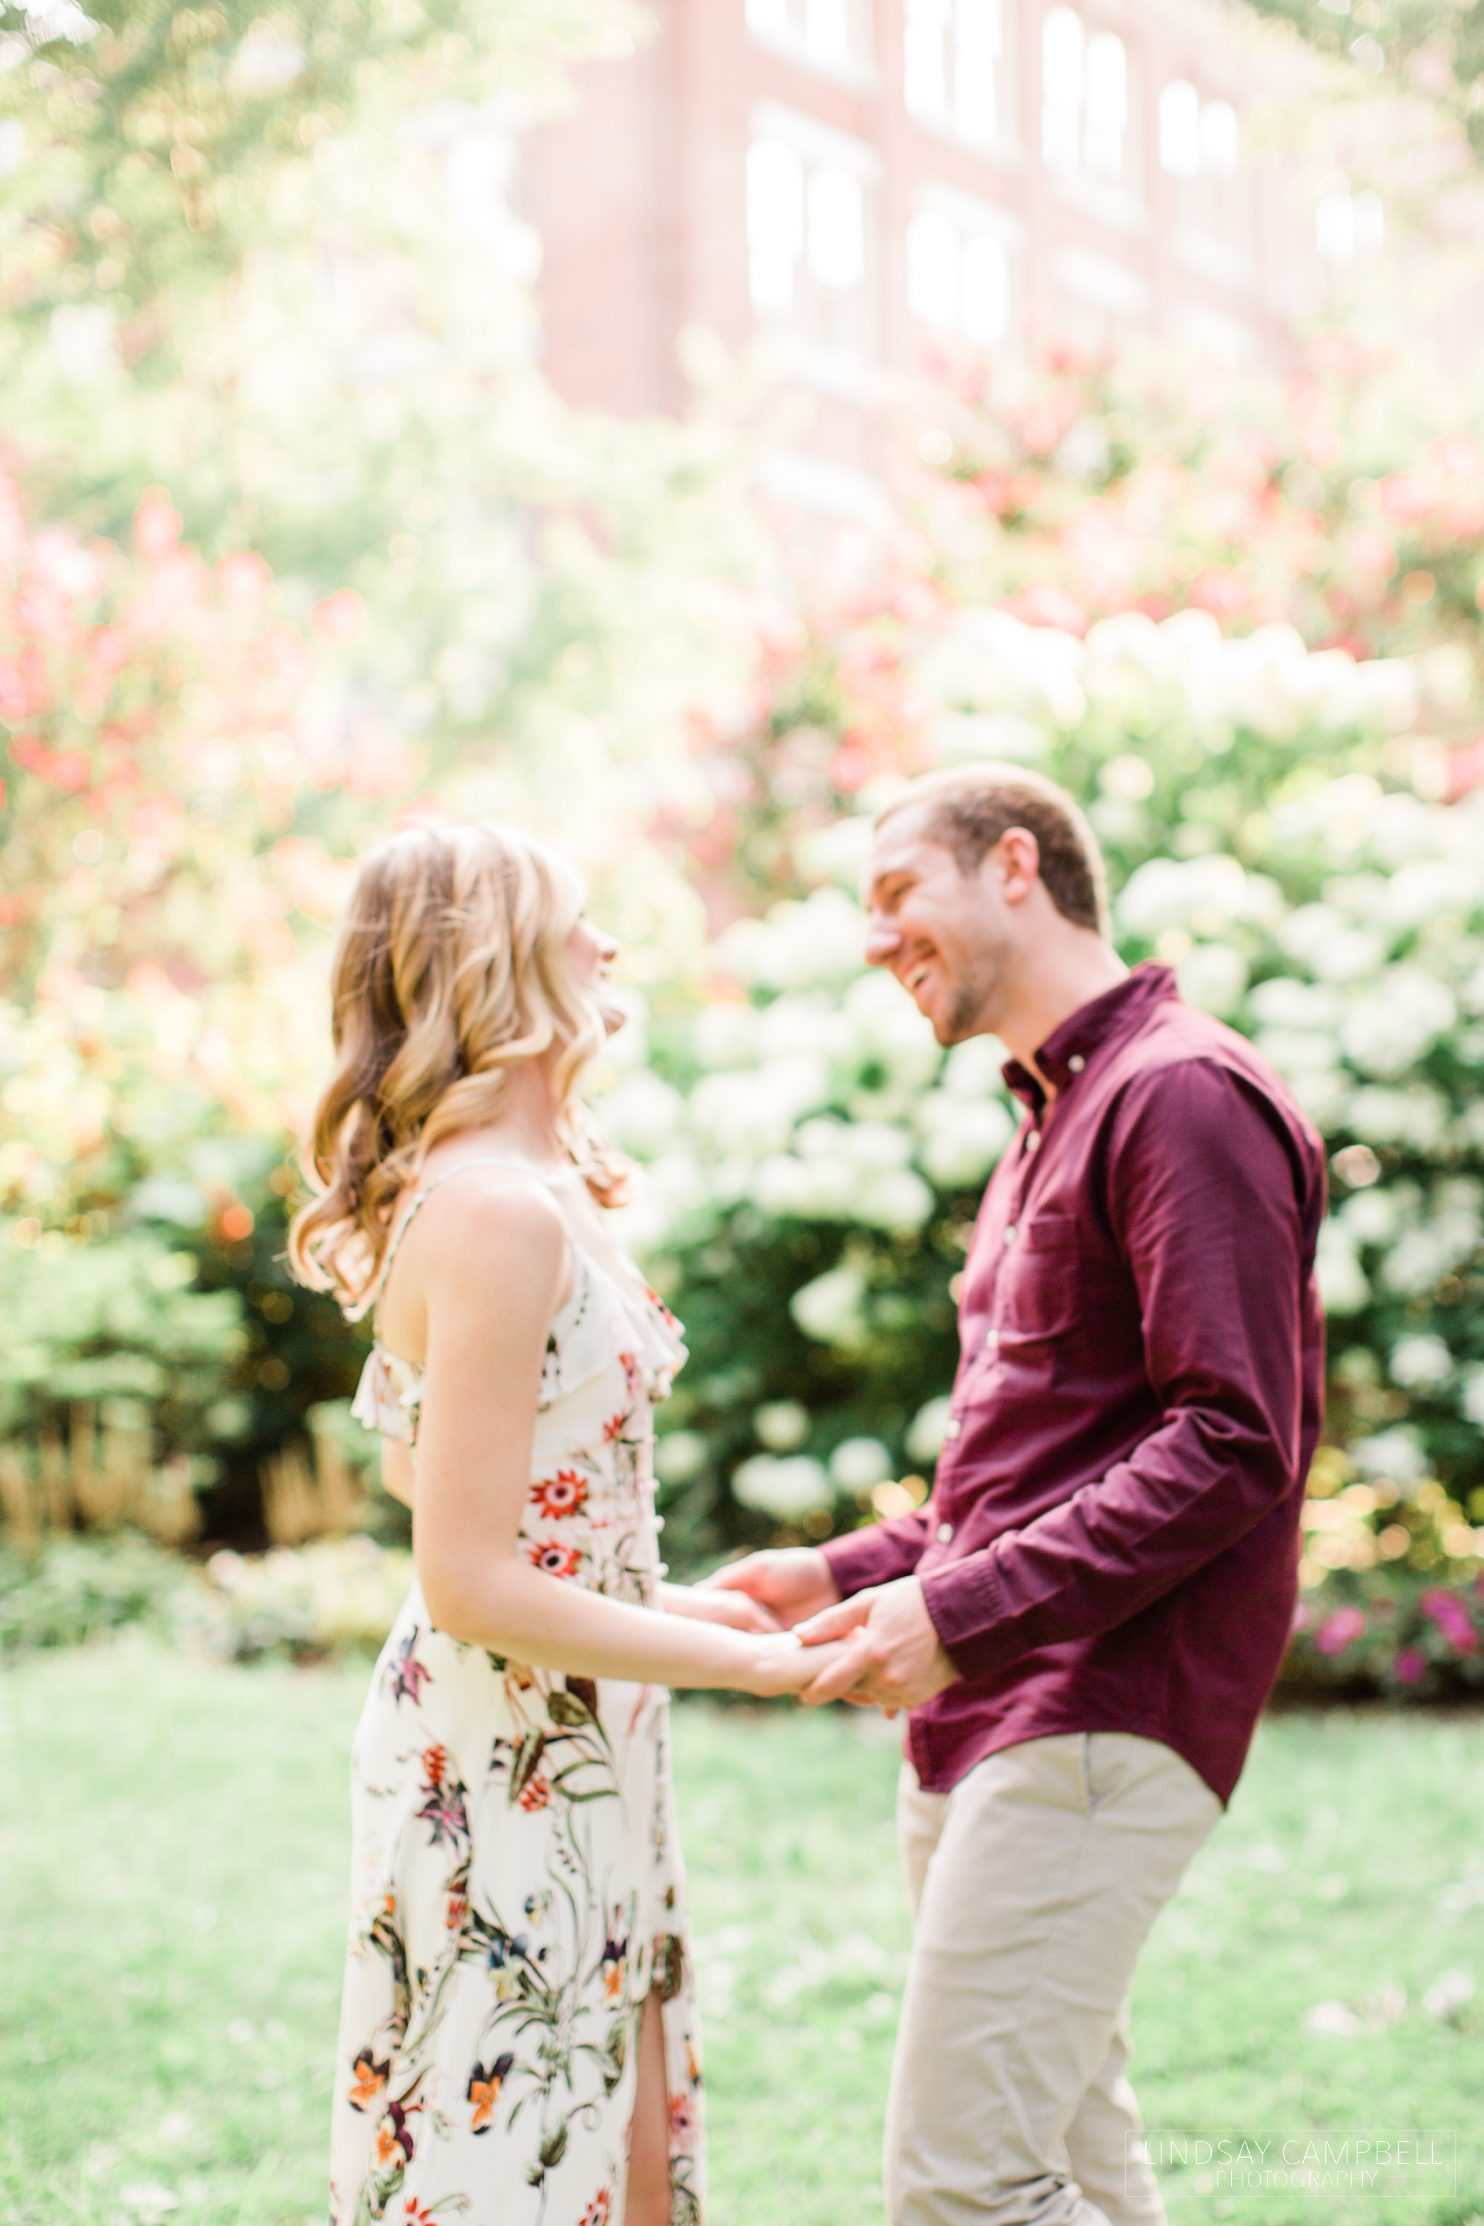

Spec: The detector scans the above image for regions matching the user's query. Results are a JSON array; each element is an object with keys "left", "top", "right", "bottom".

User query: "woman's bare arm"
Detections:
[
  {"left": 409, "top": 1176, "right": 831, "bottom": 1697},
  {"left": 379, "top": 1439, "right": 414, "bottom": 1510}
]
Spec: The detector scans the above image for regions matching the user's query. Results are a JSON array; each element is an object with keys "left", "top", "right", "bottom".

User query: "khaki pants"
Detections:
[{"left": 886, "top": 1733, "right": 1223, "bottom": 2226}]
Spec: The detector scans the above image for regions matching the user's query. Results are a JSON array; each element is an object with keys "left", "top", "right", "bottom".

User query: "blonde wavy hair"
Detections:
[{"left": 288, "top": 820, "right": 630, "bottom": 1319}]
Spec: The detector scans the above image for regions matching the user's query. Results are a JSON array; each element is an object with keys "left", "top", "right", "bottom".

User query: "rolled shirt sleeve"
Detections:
[
  {"left": 821, "top": 1505, "right": 931, "bottom": 1597},
  {"left": 920, "top": 1059, "right": 1319, "bottom": 1682}
]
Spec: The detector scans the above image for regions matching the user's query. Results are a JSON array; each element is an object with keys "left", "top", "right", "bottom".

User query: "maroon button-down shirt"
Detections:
[{"left": 821, "top": 964, "right": 1326, "bottom": 1807}]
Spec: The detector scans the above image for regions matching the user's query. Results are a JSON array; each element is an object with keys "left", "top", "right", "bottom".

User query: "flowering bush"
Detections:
[
  {"left": 185, "top": 1536, "right": 414, "bottom": 1663},
  {"left": 625, "top": 609, "right": 1484, "bottom": 1643}
]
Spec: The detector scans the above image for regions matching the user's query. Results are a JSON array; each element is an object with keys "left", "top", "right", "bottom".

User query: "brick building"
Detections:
[{"left": 522, "top": 0, "right": 1358, "bottom": 510}]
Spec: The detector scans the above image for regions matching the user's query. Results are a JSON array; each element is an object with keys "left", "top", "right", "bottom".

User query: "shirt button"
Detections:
[
  {"left": 984, "top": 1328, "right": 999, "bottom": 1354},
  {"left": 944, "top": 1417, "right": 962, "bottom": 1440},
  {"left": 1026, "top": 1131, "right": 1040, "bottom": 1153},
  {"left": 1002, "top": 1223, "right": 1017, "bottom": 1246},
  {"left": 1067, "top": 1053, "right": 1086, "bottom": 1074},
  {"left": 936, "top": 1521, "right": 954, "bottom": 1544}
]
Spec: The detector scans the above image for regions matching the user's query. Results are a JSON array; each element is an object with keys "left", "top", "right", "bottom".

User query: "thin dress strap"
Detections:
[{"left": 372, "top": 1155, "right": 569, "bottom": 1334}]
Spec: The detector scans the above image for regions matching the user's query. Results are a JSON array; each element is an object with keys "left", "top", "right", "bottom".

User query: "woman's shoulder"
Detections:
[{"left": 381, "top": 1156, "right": 572, "bottom": 1335}]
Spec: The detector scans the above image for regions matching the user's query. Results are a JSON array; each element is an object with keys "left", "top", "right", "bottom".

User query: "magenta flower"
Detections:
[
  {"left": 1421, "top": 1589, "right": 1478, "bottom": 1655},
  {"left": 1393, "top": 1649, "right": 1427, "bottom": 1686},
  {"left": 1315, "top": 1605, "right": 1367, "bottom": 1656}
]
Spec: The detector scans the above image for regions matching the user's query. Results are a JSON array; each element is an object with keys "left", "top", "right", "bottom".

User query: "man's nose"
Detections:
[{"left": 863, "top": 918, "right": 899, "bottom": 969}]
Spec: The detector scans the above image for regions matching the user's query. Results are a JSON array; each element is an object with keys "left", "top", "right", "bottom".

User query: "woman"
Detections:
[{"left": 290, "top": 822, "right": 840, "bottom": 2226}]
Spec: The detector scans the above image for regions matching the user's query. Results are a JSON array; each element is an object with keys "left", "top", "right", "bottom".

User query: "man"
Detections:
[{"left": 708, "top": 764, "right": 1325, "bottom": 2226}]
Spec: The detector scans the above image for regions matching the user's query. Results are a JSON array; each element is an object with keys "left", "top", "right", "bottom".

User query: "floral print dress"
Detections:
[{"left": 332, "top": 1162, "right": 704, "bottom": 2226}]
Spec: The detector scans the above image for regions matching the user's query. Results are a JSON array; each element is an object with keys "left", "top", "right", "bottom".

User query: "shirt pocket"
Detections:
[{"left": 1000, "top": 1213, "right": 1084, "bottom": 1342}]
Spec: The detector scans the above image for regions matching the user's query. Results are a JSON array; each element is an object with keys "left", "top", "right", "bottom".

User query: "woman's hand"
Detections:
[
  {"left": 660, "top": 1582, "right": 784, "bottom": 1635},
  {"left": 700, "top": 1547, "right": 841, "bottom": 1630},
  {"left": 739, "top": 1632, "right": 858, "bottom": 1700}
]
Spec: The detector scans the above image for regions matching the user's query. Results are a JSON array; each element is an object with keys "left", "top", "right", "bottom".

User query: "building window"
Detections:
[
  {"left": 747, "top": 0, "right": 874, "bottom": 76},
  {"left": 1041, "top": 9, "right": 1129, "bottom": 184},
  {"left": 747, "top": 114, "right": 879, "bottom": 359},
  {"left": 903, "top": 0, "right": 1011, "bottom": 149},
  {"left": 1315, "top": 181, "right": 1384, "bottom": 265},
  {"left": 1160, "top": 81, "right": 1238, "bottom": 181},
  {"left": 1160, "top": 80, "right": 1243, "bottom": 243},
  {"left": 907, "top": 196, "right": 1013, "bottom": 351}
]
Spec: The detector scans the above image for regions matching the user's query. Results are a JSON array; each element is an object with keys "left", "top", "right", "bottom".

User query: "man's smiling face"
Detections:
[{"left": 861, "top": 805, "right": 1014, "bottom": 1045}]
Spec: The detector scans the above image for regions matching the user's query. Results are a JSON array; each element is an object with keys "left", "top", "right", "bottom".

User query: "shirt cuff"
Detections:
[
  {"left": 820, "top": 1524, "right": 914, "bottom": 1599},
  {"left": 920, "top": 1550, "right": 1021, "bottom": 1682}
]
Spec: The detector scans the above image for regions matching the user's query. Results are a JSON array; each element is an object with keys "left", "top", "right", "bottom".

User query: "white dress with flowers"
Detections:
[{"left": 330, "top": 1163, "right": 704, "bottom": 2226}]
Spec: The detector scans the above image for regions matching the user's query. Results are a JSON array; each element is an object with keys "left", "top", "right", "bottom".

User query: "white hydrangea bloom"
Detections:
[
  {"left": 795, "top": 813, "right": 875, "bottom": 891},
  {"left": 840, "top": 970, "right": 943, "bottom": 1088},
  {"left": 1340, "top": 1186, "right": 1403, "bottom": 1246},
  {"left": 1340, "top": 970, "right": 1456, "bottom": 1079},
  {"left": 940, "top": 1037, "right": 1009, "bottom": 1101},
  {"left": 1346, "top": 1085, "right": 1448, "bottom": 1152},
  {"left": 757, "top": 995, "right": 850, "bottom": 1063},
  {"left": 794, "top": 1117, "right": 913, "bottom": 1171},
  {"left": 830, "top": 1437, "right": 892, "bottom": 1490},
  {"left": 1460, "top": 1367, "right": 1484, "bottom": 1429},
  {"left": 907, "top": 1394, "right": 953, "bottom": 1464},
  {"left": 1350, "top": 1426, "right": 1428, "bottom": 1486},
  {"left": 928, "top": 711, "right": 1049, "bottom": 764},
  {"left": 790, "top": 1263, "right": 870, "bottom": 1349},
  {"left": 654, "top": 1431, "right": 707, "bottom": 1485},
  {"left": 732, "top": 1454, "right": 833, "bottom": 1520},
  {"left": 754, "top": 1153, "right": 839, "bottom": 1220},
  {"left": 599, "top": 1070, "right": 685, "bottom": 1156},
  {"left": 1248, "top": 978, "right": 1344, "bottom": 1032},
  {"left": 853, "top": 1166, "right": 936, "bottom": 1232},
  {"left": 915, "top": 1094, "right": 1015, "bottom": 1186},
  {"left": 1382, "top": 1221, "right": 1470, "bottom": 1297},
  {"left": 1316, "top": 1222, "right": 1369, "bottom": 1316},
  {"left": 1084, "top": 611, "right": 1171, "bottom": 676},
  {"left": 693, "top": 1002, "right": 759, "bottom": 1068},
  {"left": 1175, "top": 943, "right": 1247, "bottom": 1020},
  {"left": 1389, "top": 1334, "right": 1454, "bottom": 1390},
  {"left": 755, "top": 1401, "right": 810, "bottom": 1451}
]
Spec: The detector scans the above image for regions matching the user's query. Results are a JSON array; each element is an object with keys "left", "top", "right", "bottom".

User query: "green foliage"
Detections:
[
  {"left": 0, "top": 1224, "right": 245, "bottom": 1459},
  {"left": 3, "top": 1646, "right": 1484, "bottom": 2223},
  {"left": 1237, "top": 0, "right": 1484, "bottom": 165},
  {"left": 0, "top": 1531, "right": 187, "bottom": 1654}
]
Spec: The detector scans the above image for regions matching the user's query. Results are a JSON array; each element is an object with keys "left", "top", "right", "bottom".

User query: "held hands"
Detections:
[
  {"left": 793, "top": 1576, "right": 959, "bottom": 1714},
  {"left": 698, "top": 1547, "right": 841, "bottom": 1630},
  {"left": 700, "top": 1550, "right": 959, "bottom": 1714},
  {"left": 743, "top": 1631, "right": 855, "bottom": 1701}
]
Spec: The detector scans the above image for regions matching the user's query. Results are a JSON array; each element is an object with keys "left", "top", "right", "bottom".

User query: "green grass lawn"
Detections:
[{"left": 1, "top": 1644, "right": 1481, "bottom": 2226}]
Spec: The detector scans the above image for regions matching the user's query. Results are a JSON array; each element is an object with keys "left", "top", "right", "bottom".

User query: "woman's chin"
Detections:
[{"left": 599, "top": 1000, "right": 627, "bottom": 1038}]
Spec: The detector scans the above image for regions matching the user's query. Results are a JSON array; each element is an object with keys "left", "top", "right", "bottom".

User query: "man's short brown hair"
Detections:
[{"left": 877, "top": 762, "right": 1109, "bottom": 936}]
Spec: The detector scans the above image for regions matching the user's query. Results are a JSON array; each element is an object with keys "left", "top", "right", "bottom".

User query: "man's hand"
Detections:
[
  {"left": 699, "top": 1548, "right": 841, "bottom": 1631},
  {"left": 793, "top": 1576, "right": 959, "bottom": 1712}
]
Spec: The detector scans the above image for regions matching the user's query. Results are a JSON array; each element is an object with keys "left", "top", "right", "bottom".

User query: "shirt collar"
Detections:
[{"left": 1001, "top": 963, "right": 1179, "bottom": 1111}]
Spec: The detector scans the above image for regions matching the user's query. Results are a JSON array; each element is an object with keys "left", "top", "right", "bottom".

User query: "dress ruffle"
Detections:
[{"left": 350, "top": 1243, "right": 687, "bottom": 1450}]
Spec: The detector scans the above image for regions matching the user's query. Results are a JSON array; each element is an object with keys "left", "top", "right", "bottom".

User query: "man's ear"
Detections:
[{"left": 996, "top": 827, "right": 1042, "bottom": 907}]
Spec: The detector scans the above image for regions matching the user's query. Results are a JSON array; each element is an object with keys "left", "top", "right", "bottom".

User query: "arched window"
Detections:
[
  {"left": 1041, "top": 6, "right": 1084, "bottom": 171},
  {"left": 1200, "top": 99, "right": 1238, "bottom": 177},
  {"left": 747, "top": 138, "right": 806, "bottom": 311},
  {"left": 1084, "top": 31, "right": 1127, "bottom": 179},
  {"left": 907, "top": 207, "right": 959, "bottom": 326},
  {"left": 808, "top": 165, "right": 866, "bottom": 289},
  {"left": 1159, "top": 79, "right": 1200, "bottom": 178}
]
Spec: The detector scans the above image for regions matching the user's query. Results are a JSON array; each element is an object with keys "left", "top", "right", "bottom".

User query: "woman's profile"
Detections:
[{"left": 290, "top": 821, "right": 838, "bottom": 2226}]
